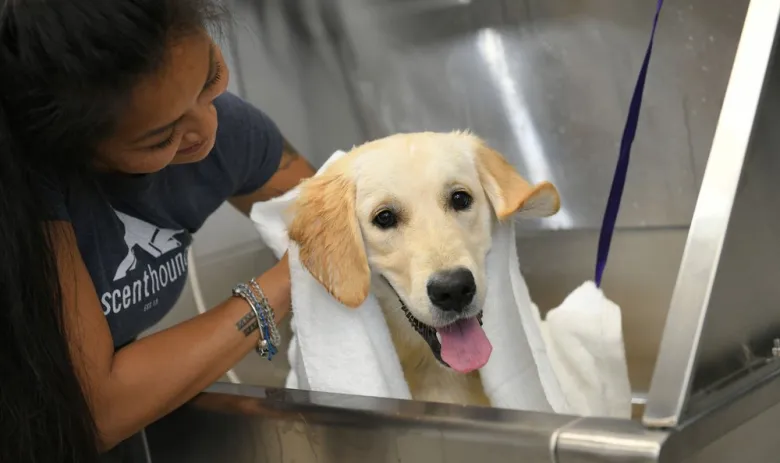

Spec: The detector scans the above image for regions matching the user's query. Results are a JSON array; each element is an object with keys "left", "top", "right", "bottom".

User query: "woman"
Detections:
[{"left": 0, "top": 1, "right": 315, "bottom": 462}]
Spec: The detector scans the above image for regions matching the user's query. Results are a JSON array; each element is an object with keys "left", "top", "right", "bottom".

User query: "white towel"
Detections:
[
  {"left": 250, "top": 149, "right": 632, "bottom": 418},
  {"left": 538, "top": 281, "right": 632, "bottom": 418}
]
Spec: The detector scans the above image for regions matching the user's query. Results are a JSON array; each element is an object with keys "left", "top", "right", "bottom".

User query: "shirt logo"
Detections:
[
  {"left": 100, "top": 210, "right": 190, "bottom": 317},
  {"left": 114, "top": 210, "right": 185, "bottom": 281}
]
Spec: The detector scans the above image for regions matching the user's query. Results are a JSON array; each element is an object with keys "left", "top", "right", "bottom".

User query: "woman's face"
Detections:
[{"left": 97, "top": 30, "right": 230, "bottom": 174}]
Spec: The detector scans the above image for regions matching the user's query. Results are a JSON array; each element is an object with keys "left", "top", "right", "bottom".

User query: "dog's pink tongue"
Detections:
[{"left": 438, "top": 318, "right": 493, "bottom": 373}]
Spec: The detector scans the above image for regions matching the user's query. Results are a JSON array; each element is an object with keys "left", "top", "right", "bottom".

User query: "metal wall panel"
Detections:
[{"left": 229, "top": 0, "right": 746, "bottom": 230}]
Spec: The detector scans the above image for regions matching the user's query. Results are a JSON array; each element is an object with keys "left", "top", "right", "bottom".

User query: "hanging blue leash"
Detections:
[{"left": 594, "top": 0, "right": 664, "bottom": 287}]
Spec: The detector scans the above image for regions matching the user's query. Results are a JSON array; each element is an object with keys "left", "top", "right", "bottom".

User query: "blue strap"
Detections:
[{"left": 595, "top": 0, "right": 664, "bottom": 287}]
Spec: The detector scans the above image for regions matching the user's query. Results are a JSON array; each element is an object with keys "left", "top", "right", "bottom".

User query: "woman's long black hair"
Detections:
[{"left": 0, "top": 1, "right": 222, "bottom": 461}]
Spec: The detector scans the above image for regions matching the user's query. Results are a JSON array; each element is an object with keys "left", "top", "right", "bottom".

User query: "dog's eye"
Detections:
[
  {"left": 372, "top": 209, "right": 398, "bottom": 229},
  {"left": 450, "top": 191, "right": 473, "bottom": 211}
]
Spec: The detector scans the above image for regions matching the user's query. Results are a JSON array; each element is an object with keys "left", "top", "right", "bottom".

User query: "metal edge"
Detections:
[
  {"left": 549, "top": 427, "right": 560, "bottom": 463},
  {"left": 642, "top": 0, "right": 780, "bottom": 428},
  {"left": 554, "top": 416, "right": 669, "bottom": 463},
  {"left": 554, "top": 367, "right": 780, "bottom": 463},
  {"left": 201, "top": 382, "right": 579, "bottom": 433},
  {"left": 549, "top": 416, "right": 583, "bottom": 463},
  {"left": 659, "top": 366, "right": 780, "bottom": 462}
]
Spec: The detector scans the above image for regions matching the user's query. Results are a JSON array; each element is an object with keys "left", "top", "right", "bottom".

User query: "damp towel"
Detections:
[{"left": 250, "top": 149, "right": 632, "bottom": 418}]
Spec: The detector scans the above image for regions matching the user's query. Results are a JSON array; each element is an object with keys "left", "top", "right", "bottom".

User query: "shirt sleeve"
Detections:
[{"left": 211, "top": 92, "right": 284, "bottom": 197}]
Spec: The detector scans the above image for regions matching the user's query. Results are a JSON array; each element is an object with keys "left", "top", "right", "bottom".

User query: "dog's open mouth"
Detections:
[{"left": 400, "top": 304, "right": 492, "bottom": 373}]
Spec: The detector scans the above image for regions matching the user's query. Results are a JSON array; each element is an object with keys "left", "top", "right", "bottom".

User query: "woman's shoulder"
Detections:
[
  {"left": 209, "top": 92, "right": 284, "bottom": 196},
  {"left": 212, "top": 92, "right": 282, "bottom": 150}
]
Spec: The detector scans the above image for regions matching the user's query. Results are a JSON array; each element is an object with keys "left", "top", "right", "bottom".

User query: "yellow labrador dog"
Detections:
[{"left": 288, "top": 131, "right": 560, "bottom": 406}]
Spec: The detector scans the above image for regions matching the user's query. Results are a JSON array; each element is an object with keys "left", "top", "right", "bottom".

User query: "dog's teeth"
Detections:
[{"left": 436, "top": 332, "right": 442, "bottom": 343}]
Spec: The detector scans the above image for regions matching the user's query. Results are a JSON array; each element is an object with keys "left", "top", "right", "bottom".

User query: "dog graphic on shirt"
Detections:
[{"left": 113, "top": 210, "right": 184, "bottom": 281}]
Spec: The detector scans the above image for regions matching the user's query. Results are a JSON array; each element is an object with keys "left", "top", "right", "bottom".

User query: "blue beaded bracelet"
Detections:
[{"left": 233, "top": 283, "right": 278, "bottom": 360}]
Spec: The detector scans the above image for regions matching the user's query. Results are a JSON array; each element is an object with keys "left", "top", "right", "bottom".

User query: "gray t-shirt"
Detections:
[{"left": 42, "top": 92, "right": 282, "bottom": 348}]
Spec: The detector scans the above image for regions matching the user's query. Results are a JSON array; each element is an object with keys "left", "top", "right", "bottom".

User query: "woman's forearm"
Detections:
[{"left": 95, "top": 256, "right": 291, "bottom": 449}]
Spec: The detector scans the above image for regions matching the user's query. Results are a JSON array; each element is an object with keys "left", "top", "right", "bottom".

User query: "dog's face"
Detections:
[
  {"left": 289, "top": 132, "right": 560, "bottom": 372},
  {"left": 352, "top": 136, "right": 498, "bottom": 327}
]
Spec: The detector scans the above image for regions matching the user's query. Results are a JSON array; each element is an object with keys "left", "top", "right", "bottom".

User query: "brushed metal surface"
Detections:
[
  {"left": 142, "top": 371, "right": 780, "bottom": 462},
  {"left": 555, "top": 417, "right": 667, "bottom": 463},
  {"left": 644, "top": 0, "right": 780, "bottom": 428},
  {"left": 680, "top": 381, "right": 780, "bottom": 463},
  {"left": 229, "top": 0, "right": 746, "bottom": 230},
  {"left": 554, "top": 367, "right": 780, "bottom": 462},
  {"left": 686, "top": 16, "right": 780, "bottom": 411},
  {"left": 145, "top": 383, "right": 575, "bottom": 463}
]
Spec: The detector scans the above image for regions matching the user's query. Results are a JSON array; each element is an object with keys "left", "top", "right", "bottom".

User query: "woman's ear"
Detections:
[
  {"left": 288, "top": 172, "right": 370, "bottom": 308},
  {"left": 474, "top": 141, "right": 561, "bottom": 220}
]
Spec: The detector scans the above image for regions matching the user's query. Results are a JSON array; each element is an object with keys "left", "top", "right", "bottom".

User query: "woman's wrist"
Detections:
[
  {"left": 254, "top": 253, "right": 291, "bottom": 323},
  {"left": 226, "top": 253, "right": 290, "bottom": 360}
]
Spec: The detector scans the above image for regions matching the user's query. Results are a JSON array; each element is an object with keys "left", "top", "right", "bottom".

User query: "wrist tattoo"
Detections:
[{"left": 236, "top": 311, "right": 259, "bottom": 337}]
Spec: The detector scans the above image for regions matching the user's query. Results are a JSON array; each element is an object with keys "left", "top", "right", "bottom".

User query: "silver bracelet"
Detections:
[
  {"left": 239, "top": 283, "right": 275, "bottom": 358},
  {"left": 233, "top": 283, "right": 277, "bottom": 359},
  {"left": 232, "top": 284, "right": 270, "bottom": 357},
  {"left": 249, "top": 279, "right": 281, "bottom": 347}
]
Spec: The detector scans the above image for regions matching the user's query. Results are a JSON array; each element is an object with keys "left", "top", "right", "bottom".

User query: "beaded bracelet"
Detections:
[
  {"left": 232, "top": 282, "right": 279, "bottom": 360},
  {"left": 242, "top": 280, "right": 280, "bottom": 352},
  {"left": 237, "top": 283, "right": 276, "bottom": 359},
  {"left": 249, "top": 279, "right": 281, "bottom": 347},
  {"left": 232, "top": 284, "right": 271, "bottom": 358}
]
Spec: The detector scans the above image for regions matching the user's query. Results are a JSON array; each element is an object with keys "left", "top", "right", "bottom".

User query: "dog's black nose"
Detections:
[{"left": 426, "top": 268, "right": 476, "bottom": 313}]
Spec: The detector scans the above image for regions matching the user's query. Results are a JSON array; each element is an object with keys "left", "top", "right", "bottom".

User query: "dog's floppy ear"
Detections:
[
  {"left": 288, "top": 171, "right": 370, "bottom": 308},
  {"left": 474, "top": 142, "right": 561, "bottom": 220}
]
